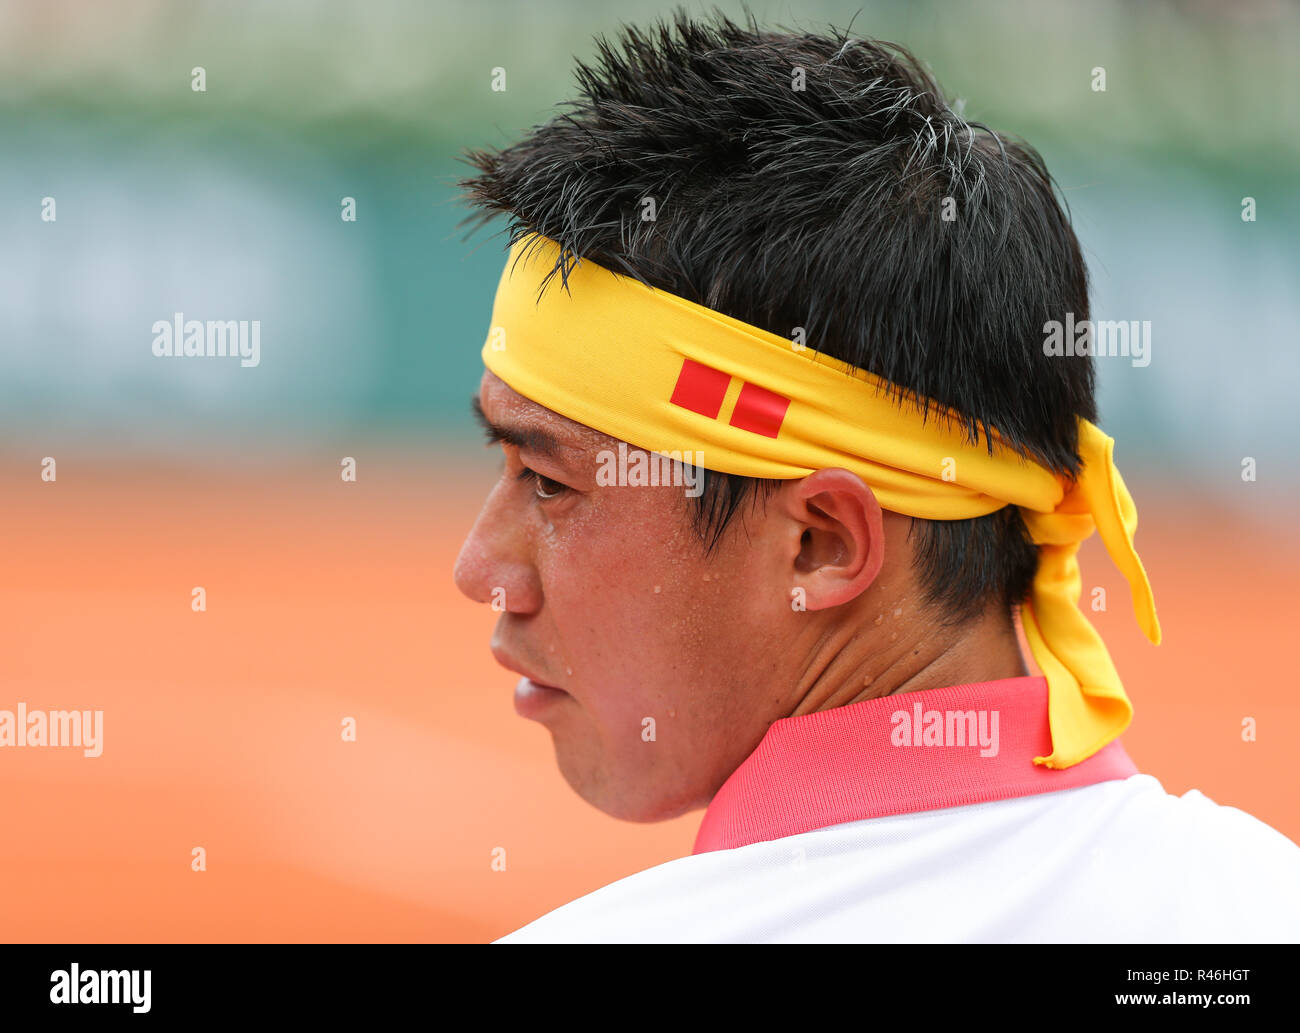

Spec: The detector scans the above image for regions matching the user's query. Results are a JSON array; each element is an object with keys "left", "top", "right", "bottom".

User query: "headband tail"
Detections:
[
  {"left": 1020, "top": 423, "right": 1160, "bottom": 767},
  {"left": 1021, "top": 560, "right": 1133, "bottom": 768},
  {"left": 1077, "top": 422, "right": 1162, "bottom": 646}
]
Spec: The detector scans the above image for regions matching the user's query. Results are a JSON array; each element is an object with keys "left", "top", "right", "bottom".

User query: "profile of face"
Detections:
[{"left": 454, "top": 371, "right": 894, "bottom": 822}]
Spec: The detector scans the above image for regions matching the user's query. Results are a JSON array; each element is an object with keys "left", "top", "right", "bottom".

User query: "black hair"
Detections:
[{"left": 459, "top": 7, "right": 1095, "bottom": 623}]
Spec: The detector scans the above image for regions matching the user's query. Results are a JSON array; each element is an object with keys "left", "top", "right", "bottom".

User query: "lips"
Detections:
[
  {"left": 512, "top": 676, "right": 570, "bottom": 720},
  {"left": 489, "top": 644, "right": 564, "bottom": 693}
]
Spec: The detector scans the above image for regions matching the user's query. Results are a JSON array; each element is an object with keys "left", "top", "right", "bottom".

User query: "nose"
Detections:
[{"left": 453, "top": 478, "right": 543, "bottom": 614}]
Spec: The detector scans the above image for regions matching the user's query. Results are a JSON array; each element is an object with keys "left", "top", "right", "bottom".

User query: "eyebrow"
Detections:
[{"left": 471, "top": 395, "right": 566, "bottom": 459}]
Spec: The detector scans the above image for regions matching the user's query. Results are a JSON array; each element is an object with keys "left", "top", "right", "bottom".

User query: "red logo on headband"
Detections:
[
  {"left": 669, "top": 359, "right": 730, "bottom": 419},
  {"left": 669, "top": 359, "right": 791, "bottom": 438}
]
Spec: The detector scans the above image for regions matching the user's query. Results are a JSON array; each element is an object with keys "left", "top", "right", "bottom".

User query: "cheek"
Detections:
[{"left": 534, "top": 489, "right": 733, "bottom": 710}]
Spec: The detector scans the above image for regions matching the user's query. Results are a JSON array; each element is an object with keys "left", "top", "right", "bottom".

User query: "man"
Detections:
[{"left": 452, "top": 11, "right": 1300, "bottom": 942}]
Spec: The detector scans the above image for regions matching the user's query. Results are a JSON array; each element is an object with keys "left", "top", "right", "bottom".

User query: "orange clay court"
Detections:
[{"left": 1, "top": 455, "right": 1295, "bottom": 942}]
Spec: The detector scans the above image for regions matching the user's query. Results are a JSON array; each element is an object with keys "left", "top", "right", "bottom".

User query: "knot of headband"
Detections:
[{"left": 481, "top": 233, "right": 1161, "bottom": 768}]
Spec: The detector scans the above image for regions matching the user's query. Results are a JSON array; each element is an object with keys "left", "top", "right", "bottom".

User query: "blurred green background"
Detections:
[{"left": 4, "top": 0, "right": 1298, "bottom": 499}]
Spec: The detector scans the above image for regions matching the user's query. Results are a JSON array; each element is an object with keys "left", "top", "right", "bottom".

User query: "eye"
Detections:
[
  {"left": 518, "top": 467, "right": 569, "bottom": 500},
  {"left": 534, "top": 474, "right": 567, "bottom": 500}
]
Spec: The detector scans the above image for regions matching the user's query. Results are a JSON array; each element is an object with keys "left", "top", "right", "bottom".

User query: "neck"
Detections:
[{"left": 789, "top": 602, "right": 1030, "bottom": 719}]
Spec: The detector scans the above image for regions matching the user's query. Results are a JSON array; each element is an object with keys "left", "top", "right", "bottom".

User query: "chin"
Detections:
[{"left": 553, "top": 745, "right": 706, "bottom": 823}]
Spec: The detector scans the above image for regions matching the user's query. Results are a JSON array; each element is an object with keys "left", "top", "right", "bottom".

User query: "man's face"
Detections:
[{"left": 454, "top": 371, "right": 796, "bottom": 822}]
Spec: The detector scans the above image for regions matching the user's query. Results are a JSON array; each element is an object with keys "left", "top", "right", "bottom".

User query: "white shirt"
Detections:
[{"left": 498, "top": 678, "right": 1300, "bottom": 943}]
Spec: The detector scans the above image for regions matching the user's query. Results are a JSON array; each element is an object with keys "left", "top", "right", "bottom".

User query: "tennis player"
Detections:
[{"left": 452, "top": 12, "right": 1300, "bottom": 942}]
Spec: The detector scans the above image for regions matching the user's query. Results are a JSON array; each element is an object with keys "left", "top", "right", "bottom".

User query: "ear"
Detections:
[{"left": 780, "top": 468, "right": 885, "bottom": 610}]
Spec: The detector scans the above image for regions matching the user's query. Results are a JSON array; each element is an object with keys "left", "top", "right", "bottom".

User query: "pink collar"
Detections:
[{"left": 693, "top": 676, "right": 1137, "bottom": 854}]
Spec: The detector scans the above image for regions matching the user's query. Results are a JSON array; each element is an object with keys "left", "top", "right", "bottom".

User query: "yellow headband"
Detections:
[{"left": 481, "top": 234, "right": 1161, "bottom": 768}]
